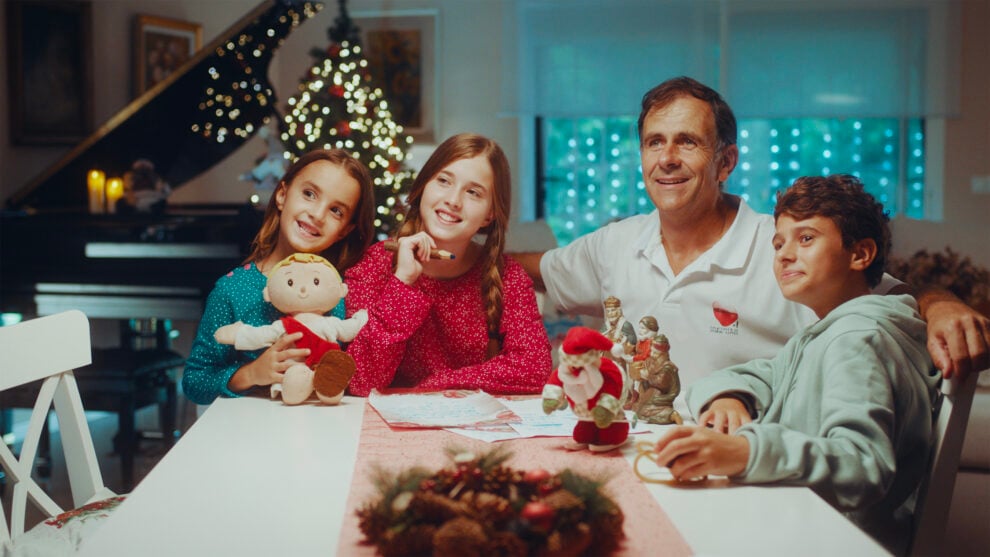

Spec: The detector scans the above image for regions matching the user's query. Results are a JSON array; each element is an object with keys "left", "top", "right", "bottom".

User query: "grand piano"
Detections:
[{"left": 1, "top": 0, "right": 322, "bottom": 325}]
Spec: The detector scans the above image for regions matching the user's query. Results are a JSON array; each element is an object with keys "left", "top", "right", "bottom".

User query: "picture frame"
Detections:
[
  {"left": 5, "top": 0, "right": 93, "bottom": 145},
  {"left": 133, "top": 14, "right": 202, "bottom": 97},
  {"left": 353, "top": 9, "right": 439, "bottom": 144}
]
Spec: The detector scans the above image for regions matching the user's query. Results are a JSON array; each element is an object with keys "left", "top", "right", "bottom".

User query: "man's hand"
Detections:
[
  {"left": 653, "top": 426, "right": 750, "bottom": 481},
  {"left": 918, "top": 291, "right": 990, "bottom": 379}
]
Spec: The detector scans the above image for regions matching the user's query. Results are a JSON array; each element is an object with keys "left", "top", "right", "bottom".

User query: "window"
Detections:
[
  {"left": 540, "top": 116, "right": 927, "bottom": 246},
  {"left": 508, "top": 0, "right": 959, "bottom": 244}
]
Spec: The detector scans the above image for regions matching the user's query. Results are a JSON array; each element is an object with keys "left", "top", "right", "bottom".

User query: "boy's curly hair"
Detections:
[{"left": 774, "top": 175, "right": 891, "bottom": 287}]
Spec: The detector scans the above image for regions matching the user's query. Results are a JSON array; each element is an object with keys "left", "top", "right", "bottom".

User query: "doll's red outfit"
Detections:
[
  {"left": 343, "top": 242, "right": 552, "bottom": 396},
  {"left": 281, "top": 316, "right": 341, "bottom": 367}
]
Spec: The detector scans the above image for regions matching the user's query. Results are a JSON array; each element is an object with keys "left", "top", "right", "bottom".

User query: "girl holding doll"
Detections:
[{"left": 183, "top": 149, "right": 375, "bottom": 405}]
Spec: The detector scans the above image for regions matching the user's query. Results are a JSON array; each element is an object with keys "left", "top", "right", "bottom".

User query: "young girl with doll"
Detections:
[
  {"left": 182, "top": 149, "right": 375, "bottom": 405},
  {"left": 344, "top": 133, "right": 552, "bottom": 395}
]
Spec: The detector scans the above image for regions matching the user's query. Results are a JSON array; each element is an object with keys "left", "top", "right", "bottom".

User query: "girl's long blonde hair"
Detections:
[
  {"left": 396, "top": 133, "right": 512, "bottom": 358},
  {"left": 244, "top": 149, "right": 375, "bottom": 272}
]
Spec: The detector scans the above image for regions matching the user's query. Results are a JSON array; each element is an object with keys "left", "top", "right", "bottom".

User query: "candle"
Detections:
[
  {"left": 87, "top": 169, "right": 105, "bottom": 214},
  {"left": 105, "top": 177, "right": 124, "bottom": 213}
]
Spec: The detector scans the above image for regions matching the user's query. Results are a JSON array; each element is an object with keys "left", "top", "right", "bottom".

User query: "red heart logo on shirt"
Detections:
[{"left": 712, "top": 302, "right": 739, "bottom": 327}]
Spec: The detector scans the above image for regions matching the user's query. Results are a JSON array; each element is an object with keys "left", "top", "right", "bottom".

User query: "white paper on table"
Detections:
[
  {"left": 368, "top": 390, "right": 521, "bottom": 428},
  {"left": 445, "top": 398, "right": 651, "bottom": 442}
]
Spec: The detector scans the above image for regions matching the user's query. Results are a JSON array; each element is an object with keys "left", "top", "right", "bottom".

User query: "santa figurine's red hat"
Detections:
[{"left": 562, "top": 327, "right": 614, "bottom": 355}]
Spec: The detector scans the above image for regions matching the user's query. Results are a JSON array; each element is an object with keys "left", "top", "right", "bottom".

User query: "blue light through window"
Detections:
[{"left": 540, "top": 117, "right": 925, "bottom": 245}]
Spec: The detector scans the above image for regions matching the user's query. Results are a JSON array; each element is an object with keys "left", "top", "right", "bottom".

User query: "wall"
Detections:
[
  {"left": 0, "top": 0, "right": 987, "bottom": 263},
  {"left": 889, "top": 0, "right": 990, "bottom": 269}
]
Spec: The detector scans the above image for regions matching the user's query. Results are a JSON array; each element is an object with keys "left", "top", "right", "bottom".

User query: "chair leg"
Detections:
[
  {"left": 161, "top": 379, "right": 177, "bottom": 448},
  {"left": 116, "top": 398, "right": 137, "bottom": 492}
]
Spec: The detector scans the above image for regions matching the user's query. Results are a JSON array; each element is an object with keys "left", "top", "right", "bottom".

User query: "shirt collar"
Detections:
[{"left": 631, "top": 200, "right": 766, "bottom": 273}]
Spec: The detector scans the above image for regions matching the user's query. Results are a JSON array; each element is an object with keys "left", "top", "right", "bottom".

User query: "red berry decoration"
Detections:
[
  {"left": 521, "top": 501, "right": 556, "bottom": 532},
  {"left": 523, "top": 468, "right": 551, "bottom": 484}
]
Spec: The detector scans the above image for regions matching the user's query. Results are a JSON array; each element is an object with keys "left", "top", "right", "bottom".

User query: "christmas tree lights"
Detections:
[
  {"left": 192, "top": 1, "right": 322, "bottom": 144},
  {"left": 281, "top": 0, "right": 414, "bottom": 238}
]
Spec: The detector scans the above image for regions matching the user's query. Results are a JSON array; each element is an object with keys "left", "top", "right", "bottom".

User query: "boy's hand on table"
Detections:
[
  {"left": 653, "top": 426, "right": 749, "bottom": 481},
  {"left": 698, "top": 397, "right": 752, "bottom": 434}
]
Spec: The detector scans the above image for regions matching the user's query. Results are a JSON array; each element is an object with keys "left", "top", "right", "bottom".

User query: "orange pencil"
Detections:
[{"left": 383, "top": 239, "right": 455, "bottom": 260}]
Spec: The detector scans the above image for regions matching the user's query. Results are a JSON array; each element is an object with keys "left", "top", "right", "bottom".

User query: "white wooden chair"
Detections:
[
  {"left": 909, "top": 372, "right": 980, "bottom": 557},
  {"left": 0, "top": 310, "right": 122, "bottom": 554}
]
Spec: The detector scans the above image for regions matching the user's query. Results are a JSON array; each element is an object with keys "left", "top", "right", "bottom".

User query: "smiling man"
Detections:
[{"left": 515, "top": 77, "right": 989, "bottom": 408}]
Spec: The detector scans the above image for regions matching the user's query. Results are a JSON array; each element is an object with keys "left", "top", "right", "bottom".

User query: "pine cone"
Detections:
[
  {"left": 356, "top": 502, "right": 389, "bottom": 542},
  {"left": 380, "top": 524, "right": 436, "bottom": 557},
  {"left": 483, "top": 465, "right": 524, "bottom": 497},
  {"left": 586, "top": 507, "right": 626, "bottom": 556},
  {"left": 542, "top": 489, "right": 586, "bottom": 527},
  {"left": 539, "top": 522, "right": 592, "bottom": 557},
  {"left": 462, "top": 491, "right": 514, "bottom": 526},
  {"left": 486, "top": 531, "right": 530, "bottom": 557},
  {"left": 409, "top": 490, "right": 468, "bottom": 524},
  {"left": 433, "top": 517, "right": 488, "bottom": 557}
]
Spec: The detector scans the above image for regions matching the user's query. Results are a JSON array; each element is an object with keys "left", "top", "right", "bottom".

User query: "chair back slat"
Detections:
[
  {"left": 0, "top": 310, "right": 91, "bottom": 391},
  {"left": 0, "top": 310, "right": 110, "bottom": 544},
  {"left": 910, "top": 372, "right": 979, "bottom": 557}
]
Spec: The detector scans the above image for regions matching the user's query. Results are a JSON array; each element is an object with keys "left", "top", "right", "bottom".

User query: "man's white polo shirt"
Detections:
[{"left": 541, "top": 202, "right": 818, "bottom": 405}]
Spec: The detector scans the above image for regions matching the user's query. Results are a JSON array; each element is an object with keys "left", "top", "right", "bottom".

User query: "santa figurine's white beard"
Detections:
[{"left": 558, "top": 363, "right": 604, "bottom": 407}]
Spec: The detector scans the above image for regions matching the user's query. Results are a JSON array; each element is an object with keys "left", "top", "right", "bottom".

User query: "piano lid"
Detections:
[{"left": 6, "top": 0, "right": 323, "bottom": 213}]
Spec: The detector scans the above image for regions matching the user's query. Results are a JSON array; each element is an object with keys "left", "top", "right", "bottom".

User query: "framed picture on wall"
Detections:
[
  {"left": 5, "top": 0, "right": 93, "bottom": 145},
  {"left": 354, "top": 9, "right": 439, "bottom": 144},
  {"left": 133, "top": 14, "right": 202, "bottom": 97}
]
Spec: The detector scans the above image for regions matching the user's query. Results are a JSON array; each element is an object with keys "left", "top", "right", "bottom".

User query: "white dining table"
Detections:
[{"left": 76, "top": 395, "right": 889, "bottom": 557}]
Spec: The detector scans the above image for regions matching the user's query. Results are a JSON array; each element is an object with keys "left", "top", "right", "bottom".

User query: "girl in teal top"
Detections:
[{"left": 182, "top": 149, "right": 375, "bottom": 405}]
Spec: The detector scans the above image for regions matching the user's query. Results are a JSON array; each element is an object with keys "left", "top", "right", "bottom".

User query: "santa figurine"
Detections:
[{"left": 542, "top": 326, "right": 630, "bottom": 452}]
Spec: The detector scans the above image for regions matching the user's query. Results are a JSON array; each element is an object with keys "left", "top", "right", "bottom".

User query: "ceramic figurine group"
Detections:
[
  {"left": 542, "top": 296, "right": 682, "bottom": 455},
  {"left": 602, "top": 296, "right": 682, "bottom": 426}
]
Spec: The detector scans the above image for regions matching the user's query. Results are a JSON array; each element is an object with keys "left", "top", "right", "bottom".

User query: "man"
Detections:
[{"left": 515, "top": 77, "right": 988, "bottom": 401}]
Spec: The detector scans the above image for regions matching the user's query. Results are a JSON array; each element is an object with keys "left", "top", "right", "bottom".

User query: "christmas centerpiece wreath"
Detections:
[{"left": 356, "top": 446, "right": 625, "bottom": 557}]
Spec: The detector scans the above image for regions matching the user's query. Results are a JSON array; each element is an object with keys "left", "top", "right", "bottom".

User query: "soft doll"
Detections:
[
  {"left": 542, "top": 326, "right": 631, "bottom": 452},
  {"left": 215, "top": 253, "right": 368, "bottom": 405}
]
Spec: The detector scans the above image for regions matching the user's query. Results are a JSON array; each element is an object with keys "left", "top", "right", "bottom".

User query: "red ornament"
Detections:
[
  {"left": 329, "top": 85, "right": 345, "bottom": 97},
  {"left": 336, "top": 121, "right": 351, "bottom": 136},
  {"left": 523, "top": 469, "right": 551, "bottom": 484},
  {"left": 327, "top": 44, "right": 341, "bottom": 57},
  {"left": 521, "top": 501, "right": 556, "bottom": 532}
]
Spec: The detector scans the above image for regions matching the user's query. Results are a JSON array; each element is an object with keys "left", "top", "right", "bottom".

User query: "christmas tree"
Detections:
[{"left": 281, "top": 0, "right": 414, "bottom": 239}]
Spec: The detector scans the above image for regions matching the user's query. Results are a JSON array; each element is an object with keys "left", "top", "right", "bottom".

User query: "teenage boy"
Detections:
[{"left": 652, "top": 175, "right": 939, "bottom": 556}]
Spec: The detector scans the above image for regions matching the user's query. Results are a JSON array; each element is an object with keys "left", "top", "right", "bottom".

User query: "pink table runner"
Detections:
[{"left": 336, "top": 402, "right": 693, "bottom": 556}]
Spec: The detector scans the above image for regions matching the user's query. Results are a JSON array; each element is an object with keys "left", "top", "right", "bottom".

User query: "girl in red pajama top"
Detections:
[{"left": 344, "top": 133, "right": 553, "bottom": 395}]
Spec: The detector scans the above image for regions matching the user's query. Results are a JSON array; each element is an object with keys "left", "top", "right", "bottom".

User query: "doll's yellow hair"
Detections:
[{"left": 268, "top": 253, "right": 340, "bottom": 281}]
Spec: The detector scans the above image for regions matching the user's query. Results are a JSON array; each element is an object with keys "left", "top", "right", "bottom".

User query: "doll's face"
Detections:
[{"left": 264, "top": 260, "right": 347, "bottom": 315}]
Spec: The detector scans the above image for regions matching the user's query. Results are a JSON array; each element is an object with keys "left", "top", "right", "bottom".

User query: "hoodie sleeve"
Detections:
[
  {"left": 734, "top": 329, "right": 901, "bottom": 511},
  {"left": 685, "top": 356, "right": 777, "bottom": 420}
]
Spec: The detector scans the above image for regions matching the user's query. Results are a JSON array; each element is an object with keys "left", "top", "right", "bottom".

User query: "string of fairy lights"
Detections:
[
  {"left": 191, "top": 1, "right": 322, "bottom": 143},
  {"left": 542, "top": 117, "right": 927, "bottom": 246}
]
